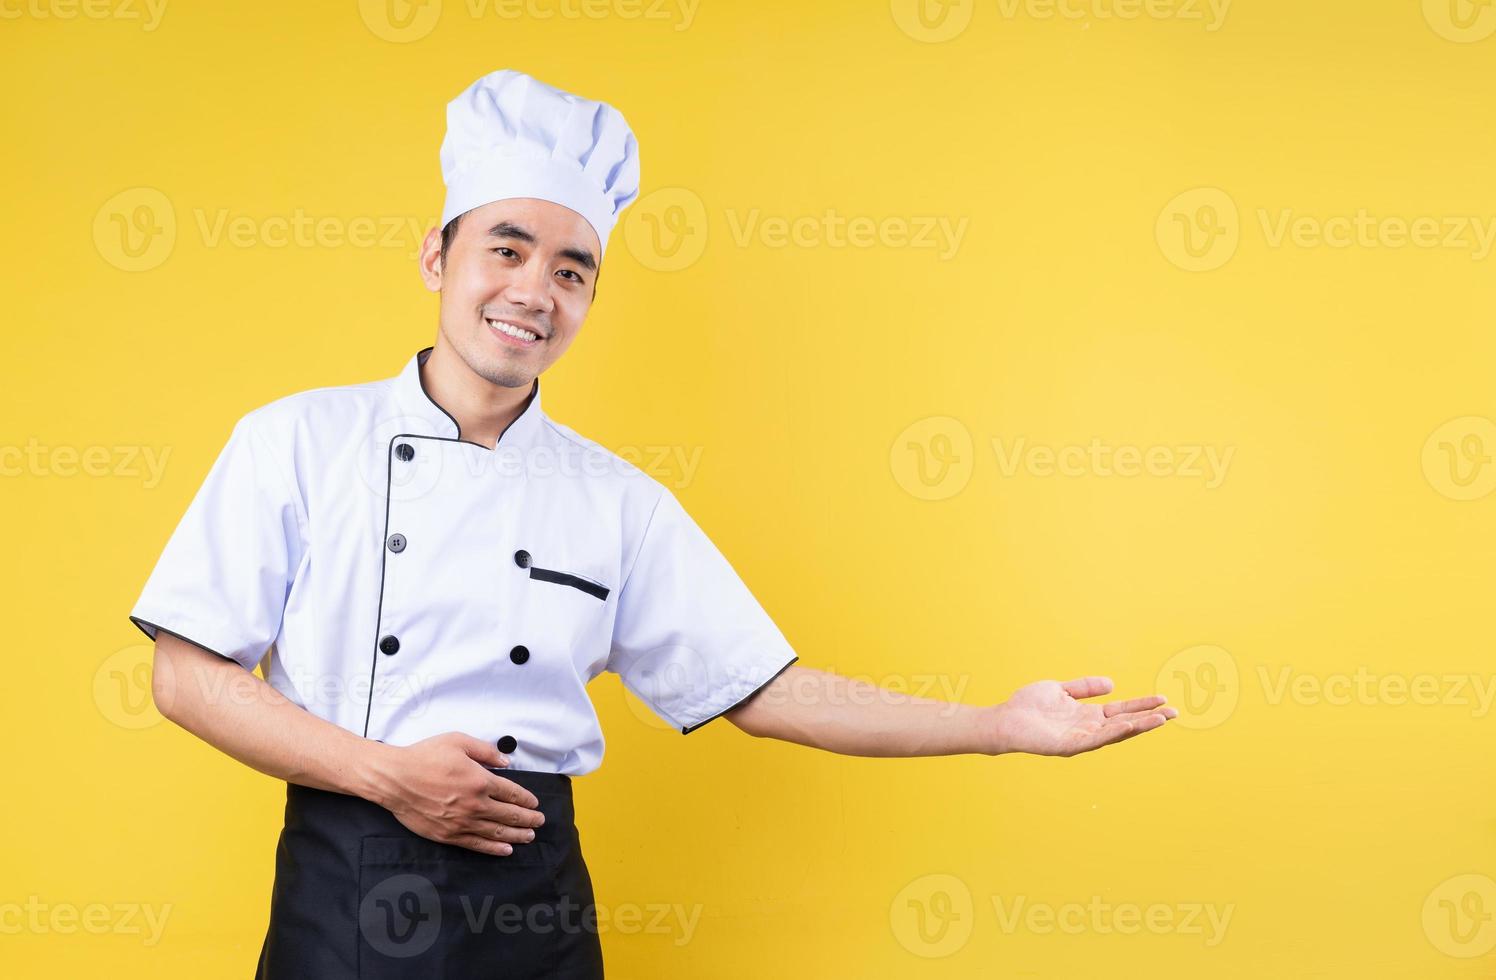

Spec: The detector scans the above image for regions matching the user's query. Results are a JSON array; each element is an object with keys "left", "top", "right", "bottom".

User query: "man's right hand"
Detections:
[
  {"left": 149, "top": 636, "right": 545, "bottom": 858},
  {"left": 366, "top": 732, "right": 546, "bottom": 857}
]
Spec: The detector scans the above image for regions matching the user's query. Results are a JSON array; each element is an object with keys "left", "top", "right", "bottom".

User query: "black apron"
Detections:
[{"left": 255, "top": 768, "right": 605, "bottom": 979}]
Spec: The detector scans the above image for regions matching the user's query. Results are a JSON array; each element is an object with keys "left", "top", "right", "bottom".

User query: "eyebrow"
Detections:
[{"left": 485, "top": 220, "right": 597, "bottom": 274}]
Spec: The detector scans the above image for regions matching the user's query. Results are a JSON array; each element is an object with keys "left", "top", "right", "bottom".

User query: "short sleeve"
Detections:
[
  {"left": 128, "top": 413, "right": 305, "bottom": 671},
  {"left": 607, "top": 487, "right": 798, "bottom": 733}
]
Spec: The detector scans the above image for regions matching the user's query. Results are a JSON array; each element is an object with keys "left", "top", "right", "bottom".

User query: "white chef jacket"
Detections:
[{"left": 128, "top": 347, "right": 799, "bottom": 775}]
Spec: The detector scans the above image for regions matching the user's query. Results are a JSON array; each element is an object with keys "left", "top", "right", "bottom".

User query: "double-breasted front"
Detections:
[{"left": 130, "top": 347, "right": 798, "bottom": 774}]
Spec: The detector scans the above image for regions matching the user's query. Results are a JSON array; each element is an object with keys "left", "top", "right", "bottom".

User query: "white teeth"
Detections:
[{"left": 488, "top": 319, "right": 539, "bottom": 342}]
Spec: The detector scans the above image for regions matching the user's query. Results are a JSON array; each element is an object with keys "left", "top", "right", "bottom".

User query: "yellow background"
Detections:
[{"left": 4, "top": 0, "right": 1495, "bottom": 975}]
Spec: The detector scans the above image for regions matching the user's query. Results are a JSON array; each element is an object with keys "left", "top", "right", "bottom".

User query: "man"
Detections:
[{"left": 130, "top": 69, "right": 1176, "bottom": 978}]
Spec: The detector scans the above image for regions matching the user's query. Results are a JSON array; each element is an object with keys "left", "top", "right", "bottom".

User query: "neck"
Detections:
[{"left": 420, "top": 340, "right": 534, "bottom": 449}]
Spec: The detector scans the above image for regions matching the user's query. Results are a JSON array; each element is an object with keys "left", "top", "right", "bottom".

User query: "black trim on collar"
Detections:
[{"left": 413, "top": 346, "right": 539, "bottom": 450}]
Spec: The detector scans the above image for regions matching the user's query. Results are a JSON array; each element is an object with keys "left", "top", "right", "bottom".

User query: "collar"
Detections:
[{"left": 390, "top": 346, "right": 545, "bottom": 450}]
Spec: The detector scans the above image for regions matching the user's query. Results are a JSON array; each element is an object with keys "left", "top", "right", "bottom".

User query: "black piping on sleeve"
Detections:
[
  {"left": 680, "top": 656, "right": 799, "bottom": 735},
  {"left": 128, "top": 615, "right": 249, "bottom": 667}
]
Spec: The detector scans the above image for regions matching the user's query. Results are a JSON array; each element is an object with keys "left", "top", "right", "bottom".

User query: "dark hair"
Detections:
[
  {"left": 438, "top": 212, "right": 463, "bottom": 269},
  {"left": 438, "top": 211, "right": 599, "bottom": 297}
]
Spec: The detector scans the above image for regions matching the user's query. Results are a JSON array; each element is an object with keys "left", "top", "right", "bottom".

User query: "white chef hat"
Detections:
[{"left": 439, "top": 69, "right": 641, "bottom": 259}]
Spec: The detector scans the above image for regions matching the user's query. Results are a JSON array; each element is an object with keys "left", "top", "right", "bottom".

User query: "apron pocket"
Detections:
[{"left": 357, "top": 835, "right": 562, "bottom": 978}]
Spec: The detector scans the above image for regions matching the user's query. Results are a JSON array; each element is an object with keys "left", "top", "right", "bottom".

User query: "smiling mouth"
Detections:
[{"left": 486, "top": 318, "right": 544, "bottom": 345}]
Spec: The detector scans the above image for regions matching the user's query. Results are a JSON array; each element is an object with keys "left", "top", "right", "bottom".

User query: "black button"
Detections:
[
  {"left": 513, "top": 549, "right": 531, "bottom": 569},
  {"left": 509, "top": 645, "right": 530, "bottom": 665},
  {"left": 394, "top": 443, "right": 414, "bottom": 462},
  {"left": 378, "top": 635, "right": 400, "bottom": 655},
  {"left": 387, "top": 533, "right": 406, "bottom": 553},
  {"left": 497, "top": 735, "right": 518, "bottom": 754}
]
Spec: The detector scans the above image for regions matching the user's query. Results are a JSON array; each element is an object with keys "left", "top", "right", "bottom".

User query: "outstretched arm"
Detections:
[{"left": 723, "top": 665, "right": 1177, "bottom": 757}]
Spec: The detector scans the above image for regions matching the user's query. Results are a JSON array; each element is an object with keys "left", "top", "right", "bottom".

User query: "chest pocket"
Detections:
[
  {"left": 512, "top": 549, "right": 611, "bottom": 601},
  {"left": 507, "top": 546, "right": 617, "bottom": 677}
]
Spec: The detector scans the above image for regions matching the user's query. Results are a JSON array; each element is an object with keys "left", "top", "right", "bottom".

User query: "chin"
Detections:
[
  {"left": 475, "top": 360, "right": 537, "bottom": 390},
  {"left": 448, "top": 331, "right": 538, "bottom": 390}
]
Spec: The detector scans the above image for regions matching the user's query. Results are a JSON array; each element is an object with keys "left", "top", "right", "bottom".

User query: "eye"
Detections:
[
  {"left": 558, "top": 269, "right": 583, "bottom": 283},
  {"left": 490, "top": 246, "right": 518, "bottom": 258}
]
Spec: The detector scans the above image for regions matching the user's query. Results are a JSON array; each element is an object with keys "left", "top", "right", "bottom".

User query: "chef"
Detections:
[{"left": 129, "top": 69, "right": 1178, "bottom": 979}]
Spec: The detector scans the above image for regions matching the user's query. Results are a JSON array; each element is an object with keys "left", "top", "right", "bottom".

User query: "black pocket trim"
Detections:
[{"left": 529, "top": 566, "right": 610, "bottom": 601}]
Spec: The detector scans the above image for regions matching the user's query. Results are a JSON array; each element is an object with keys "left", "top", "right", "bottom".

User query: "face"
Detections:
[{"left": 418, "top": 197, "right": 601, "bottom": 389}]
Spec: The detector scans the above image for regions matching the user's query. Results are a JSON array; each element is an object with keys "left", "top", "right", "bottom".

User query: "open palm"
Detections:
[{"left": 993, "top": 676, "right": 1177, "bottom": 757}]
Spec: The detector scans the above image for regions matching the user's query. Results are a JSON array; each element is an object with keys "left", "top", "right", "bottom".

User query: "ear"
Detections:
[{"left": 418, "top": 226, "right": 444, "bottom": 292}]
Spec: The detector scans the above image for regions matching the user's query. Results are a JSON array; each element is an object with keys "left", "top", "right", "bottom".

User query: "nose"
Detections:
[{"left": 499, "top": 255, "right": 555, "bottom": 315}]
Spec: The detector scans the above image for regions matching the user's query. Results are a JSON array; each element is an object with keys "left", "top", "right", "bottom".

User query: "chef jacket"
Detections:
[{"left": 128, "top": 347, "right": 799, "bottom": 775}]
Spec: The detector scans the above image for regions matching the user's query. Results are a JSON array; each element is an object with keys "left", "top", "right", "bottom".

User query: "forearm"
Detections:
[
  {"left": 725, "top": 664, "right": 1001, "bottom": 757},
  {"left": 151, "top": 632, "right": 396, "bottom": 802}
]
